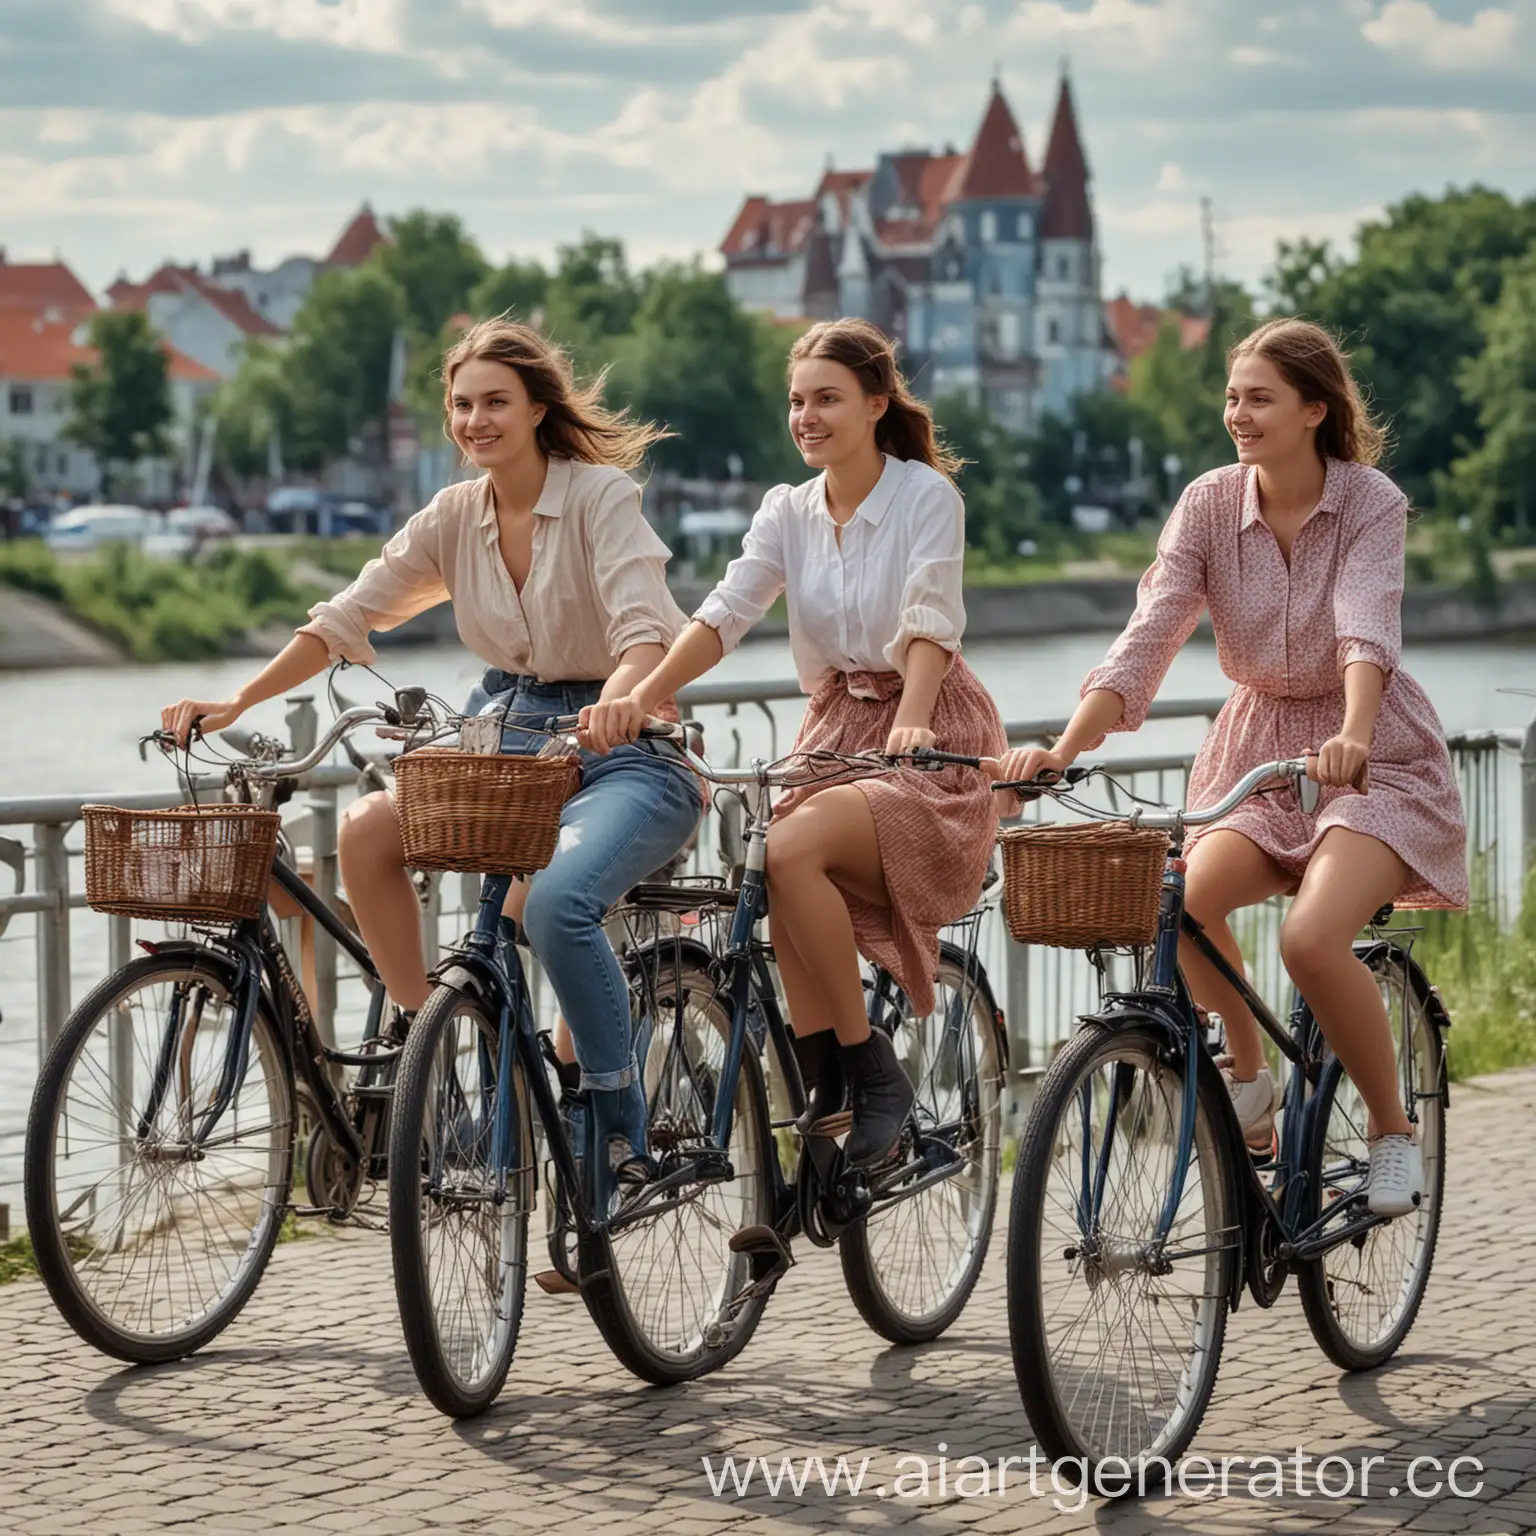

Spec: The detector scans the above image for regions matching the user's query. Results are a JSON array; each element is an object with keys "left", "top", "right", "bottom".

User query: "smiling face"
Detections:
[
  {"left": 449, "top": 357, "right": 546, "bottom": 471},
  {"left": 788, "top": 356, "right": 887, "bottom": 471},
  {"left": 1224, "top": 351, "right": 1327, "bottom": 468}
]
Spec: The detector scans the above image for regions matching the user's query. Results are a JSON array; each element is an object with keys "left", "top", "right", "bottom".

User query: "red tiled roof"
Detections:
[
  {"left": 1040, "top": 76, "right": 1094, "bottom": 241},
  {"left": 1105, "top": 296, "right": 1211, "bottom": 363},
  {"left": 954, "top": 85, "right": 1038, "bottom": 201},
  {"left": 327, "top": 203, "right": 388, "bottom": 266},
  {"left": 0, "top": 257, "right": 96, "bottom": 322},
  {"left": 0, "top": 309, "right": 220, "bottom": 384},
  {"left": 720, "top": 196, "right": 817, "bottom": 261},
  {"left": 874, "top": 153, "right": 964, "bottom": 247},
  {"left": 110, "top": 264, "right": 281, "bottom": 336}
]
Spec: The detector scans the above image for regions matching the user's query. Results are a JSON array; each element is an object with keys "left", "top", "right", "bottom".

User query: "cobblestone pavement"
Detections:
[{"left": 2, "top": 1069, "right": 1533, "bottom": 1536}]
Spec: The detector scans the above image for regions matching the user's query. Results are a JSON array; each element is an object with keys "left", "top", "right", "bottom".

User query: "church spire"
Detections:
[
  {"left": 955, "top": 78, "right": 1036, "bottom": 200},
  {"left": 1040, "top": 71, "right": 1093, "bottom": 241}
]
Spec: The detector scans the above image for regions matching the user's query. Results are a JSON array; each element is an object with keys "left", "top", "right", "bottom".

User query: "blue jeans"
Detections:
[{"left": 461, "top": 671, "right": 701, "bottom": 1109}]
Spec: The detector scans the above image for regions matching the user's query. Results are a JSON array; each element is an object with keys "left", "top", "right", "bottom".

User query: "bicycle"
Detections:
[
  {"left": 387, "top": 719, "right": 1007, "bottom": 1416},
  {"left": 993, "top": 757, "right": 1449, "bottom": 1476},
  {"left": 22, "top": 693, "right": 425, "bottom": 1363}
]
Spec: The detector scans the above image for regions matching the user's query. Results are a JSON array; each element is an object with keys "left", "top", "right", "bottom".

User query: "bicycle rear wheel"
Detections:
[
  {"left": 1297, "top": 949, "right": 1446, "bottom": 1370},
  {"left": 579, "top": 951, "right": 775, "bottom": 1385},
  {"left": 840, "top": 950, "right": 1004, "bottom": 1342},
  {"left": 24, "top": 951, "right": 294, "bottom": 1363},
  {"left": 1007, "top": 1019, "right": 1239, "bottom": 1475},
  {"left": 389, "top": 984, "right": 532, "bottom": 1418}
]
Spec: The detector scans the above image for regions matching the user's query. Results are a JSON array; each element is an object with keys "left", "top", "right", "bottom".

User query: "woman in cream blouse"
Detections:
[
  {"left": 163, "top": 319, "right": 702, "bottom": 1192},
  {"left": 590, "top": 318, "right": 1006, "bottom": 1170}
]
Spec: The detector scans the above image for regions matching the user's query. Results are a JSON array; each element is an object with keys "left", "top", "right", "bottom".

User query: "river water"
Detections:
[{"left": 1, "top": 630, "right": 1532, "bottom": 1222}]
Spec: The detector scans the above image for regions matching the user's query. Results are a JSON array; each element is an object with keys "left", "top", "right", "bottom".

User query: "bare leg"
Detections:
[
  {"left": 765, "top": 786, "right": 889, "bottom": 1047},
  {"left": 1282, "top": 828, "right": 1411, "bottom": 1139},
  {"left": 769, "top": 916, "right": 832, "bottom": 1038},
  {"left": 337, "top": 792, "right": 431, "bottom": 1011},
  {"left": 1180, "top": 831, "right": 1295, "bottom": 1079}
]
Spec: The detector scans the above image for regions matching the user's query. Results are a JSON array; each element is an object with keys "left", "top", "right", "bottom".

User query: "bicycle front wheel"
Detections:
[
  {"left": 389, "top": 984, "right": 532, "bottom": 1418},
  {"left": 24, "top": 951, "right": 295, "bottom": 1363},
  {"left": 580, "top": 953, "right": 775, "bottom": 1385},
  {"left": 841, "top": 950, "right": 1004, "bottom": 1342},
  {"left": 1007, "top": 1019, "right": 1239, "bottom": 1475},
  {"left": 1297, "top": 949, "right": 1446, "bottom": 1370}
]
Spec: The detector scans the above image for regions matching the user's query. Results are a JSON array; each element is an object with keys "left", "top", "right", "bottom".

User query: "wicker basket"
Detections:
[
  {"left": 1000, "top": 821, "right": 1170, "bottom": 949},
  {"left": 393, "top": 748, "right": 578, "bottom": 876},
  {"left": 82, "top": 803, "right": 281, "bottom": 923}
]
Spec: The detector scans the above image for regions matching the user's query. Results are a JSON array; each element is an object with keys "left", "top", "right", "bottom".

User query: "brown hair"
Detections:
[
  {"left": 1228, "top": 318, "right": 1386, "bottom": 466},
  {"left": 789, "top": 318, "right": 963, "bottom": 479},
  {"left": 441, "top": 316, "right": 669, "bottom": 471}
]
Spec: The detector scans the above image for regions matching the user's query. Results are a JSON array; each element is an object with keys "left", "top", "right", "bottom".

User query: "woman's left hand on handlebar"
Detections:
[
  {"left": 578, "top": 695, "right": 649, "bottom": 754},
  {"left": 1314, "top": 732, "right": 1370, "bottom": 787},
  {"left": 885, "top": 725, "right": 936, "bottom": 756}
]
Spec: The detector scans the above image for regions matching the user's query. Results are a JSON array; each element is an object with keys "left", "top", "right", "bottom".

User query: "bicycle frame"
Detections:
[{"left": 136, "top": 852, "right": 387, "bottom": 1171}]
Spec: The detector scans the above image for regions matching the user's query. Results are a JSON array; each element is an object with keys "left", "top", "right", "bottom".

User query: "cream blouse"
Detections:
[
  {"left": 693, "top": 455, "right": 967, "bottom": 694},
  {"left": 298, "top": 459, "right": 688, "bottom": 681}
]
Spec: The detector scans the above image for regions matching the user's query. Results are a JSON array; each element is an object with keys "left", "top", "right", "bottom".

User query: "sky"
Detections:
[{"left": 1, "top": 0, "right": 1533, "bottom": 304}]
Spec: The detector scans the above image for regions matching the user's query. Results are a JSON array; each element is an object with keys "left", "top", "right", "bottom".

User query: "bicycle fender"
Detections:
[
  {"left": 938, "top": 940, "right": 1010, "bottom": 1074},
  {"left": 621, "top": 937, "right": 719, "bottom": 983},
  {"left": 433, "top": 955, "right": 504, "bottom": 1009},
  {"left": 1353, "top": 939, "right": 1453, "bottom": 1106},
  {"left": 138, "top": 938, "right": 285, "bottom": 1055}
]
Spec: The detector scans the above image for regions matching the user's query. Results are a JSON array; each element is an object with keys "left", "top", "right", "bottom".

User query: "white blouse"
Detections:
[{"left": 694, "top": 455, "right": 967, "bottom": 694}]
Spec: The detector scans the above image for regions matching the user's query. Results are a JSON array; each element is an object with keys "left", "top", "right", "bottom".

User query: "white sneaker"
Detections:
[
  {"left": 1219, "top": 1064, "right": 1277, "bottom": 1152},
  {"left": 1366, "top": 1134, "right": 1423, "bottom": 1218}
]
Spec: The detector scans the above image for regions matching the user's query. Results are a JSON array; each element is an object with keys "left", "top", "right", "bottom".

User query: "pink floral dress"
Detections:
[{"left": 1083, "top": 458, "right": 1467, "bottom": 909}]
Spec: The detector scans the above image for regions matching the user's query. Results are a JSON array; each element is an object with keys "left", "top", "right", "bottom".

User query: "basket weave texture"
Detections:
[
  {"left": 82, "top": 804, "right": 281, "bottom": 923},
  {"left": 394, "top": 748, "right": 578, "bottom": 875},
  {"left": 1000, "top": 821, "right": 1169, "bottom": 949}
]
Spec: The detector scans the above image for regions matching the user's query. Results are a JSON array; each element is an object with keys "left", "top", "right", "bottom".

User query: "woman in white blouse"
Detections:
[
  {"left": 590, "top": 318, "right": 1006, "bottom": 1169},
  {"left": 163, "top": 319, "right": 702, "bottom": 1195}
]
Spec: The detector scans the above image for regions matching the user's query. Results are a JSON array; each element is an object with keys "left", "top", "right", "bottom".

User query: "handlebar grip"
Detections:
[{"left": 1303, "top": 753, "right": 1369, "bottom": 793}]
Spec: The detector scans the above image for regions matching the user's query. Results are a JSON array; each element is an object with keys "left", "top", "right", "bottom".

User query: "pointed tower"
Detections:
[
  {"left": 944, "top": 78, "right": 1044, "bottom": 432},
  {"left": 1036, "top": 70, "right": 1111, "bottom": 415}
]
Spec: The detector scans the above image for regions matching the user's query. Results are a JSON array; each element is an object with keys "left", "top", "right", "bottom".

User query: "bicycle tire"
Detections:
[
  {"left": 24, "top": 950, "right": 295, "bottom": 1363},
  {"left": 580, "top": 956, "right": 775, "bottom": 1386},
  {"left": 1296, "top": 949, "right": 1446, "bottom": 1371},
  {"left": 389, "top": 983, "right": 532, "bottom": 1418},
  {"left": 840, "top": 951, "right": 1004, "bottom": 1343},
  {"left": 1007, "top": 1018, "right": 1239, "bottom": 1475}
]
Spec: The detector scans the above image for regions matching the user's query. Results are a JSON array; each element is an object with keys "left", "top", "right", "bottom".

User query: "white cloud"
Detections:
[
  {"left": 1360, "top": 1, "right": 1521, "bottom": 68},
  {"left": 104, "top": 0, "right": 410, "bottom": 51},
  {"left": 1230, "top": 44, "right": 1280, "bottom": 65},
  {"left": 1156, "top": 161, "right": 1188, "bottom": 192},
  {"left": 469, "top": 0, "right": 754, "bottom": 45}
]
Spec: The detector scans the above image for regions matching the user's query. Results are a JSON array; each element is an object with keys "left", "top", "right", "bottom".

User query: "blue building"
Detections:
[{"left": 720, "top": 75, "right": 1117, "bottom": 434}]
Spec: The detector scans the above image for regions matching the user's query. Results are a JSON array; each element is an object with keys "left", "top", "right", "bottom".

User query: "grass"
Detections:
[
  {"left": 0, "top": 539, "right": 328, "bottom": 662},
  {"left": 1394, "top": 874, "right": 1536, "bottom": 1082},
  {"left": 0, "top": 1234, "right": 37, "bottom": 1287}
]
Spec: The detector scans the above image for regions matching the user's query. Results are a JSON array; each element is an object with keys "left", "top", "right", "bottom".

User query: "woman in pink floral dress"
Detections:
[{"left": 989, "top": 318, "right": 1466, "bottom": 1219}]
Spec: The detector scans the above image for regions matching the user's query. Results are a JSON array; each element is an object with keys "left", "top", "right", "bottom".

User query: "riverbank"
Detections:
[{"left": 8, "top": 536, "right": 1536, "bottom": 667}]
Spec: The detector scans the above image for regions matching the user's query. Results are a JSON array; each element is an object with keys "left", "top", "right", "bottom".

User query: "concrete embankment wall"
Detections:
[{"left": 5, "top": 578, "right": 1536, "bottom": 669}]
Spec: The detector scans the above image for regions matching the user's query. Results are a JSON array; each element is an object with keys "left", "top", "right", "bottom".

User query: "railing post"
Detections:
[
  {"left": 1004, "top": 939, "right": 1030, "bottom": 1130},
  {"left": 33, "top": 821, "right": 70, "bottom": 1065},
  {"left": 420, "top": 873, "right": 441, "bottom": 971},
  {"left": 1522, "top": 708, "right": 1536, "bottom": 888},
  {"left": 308, "top": 785, "right": 339, "bottom": 1052}
]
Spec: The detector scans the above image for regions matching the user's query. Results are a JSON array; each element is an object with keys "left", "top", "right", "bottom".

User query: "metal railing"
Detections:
[{"left": 0, "top": 682, "right": 1528, "bottom": 1232}]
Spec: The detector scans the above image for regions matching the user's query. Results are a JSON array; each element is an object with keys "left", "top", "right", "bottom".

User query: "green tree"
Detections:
[
  {"left": 1445, "top": 247, "right": 1536, "bottom": 536},
  {"left": 545, "top": 233, "right": 640, "bottom": 355},
  {"left": 1265, "top": 187, "right": 1536, "bottom": 505},
  {"left": 0, "top": 437, "right": 27, "bottom": 500},
  {"left": 1264, "top": 236, "right": 1344, "bottom": 315},
  {"left": 213, "top": 340, "right": 294, "bottom": 478},
  {"left": 64, "top": 310, "right": 175, "bottom": 496},
  {"left": 934, "top": 393, "right": 1046, "bottom": 558},
  {"left": 280, "top": 266, "right": 404, "bottom": 469},
  {"left": 374, "top": 211, "right": 489, "bottom": 341},
  {"left": 471, "top": 258, "right": 550, "bottom": 324},
  {"left": 606, "top": 262, "right": 776, "bottom": 479}
]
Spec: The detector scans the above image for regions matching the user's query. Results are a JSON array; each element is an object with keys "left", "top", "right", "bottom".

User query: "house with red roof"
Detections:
[
  {"left": 1103, "top": 295, "right": 1212, "bottom": 389},
  {"left": 721, "top": 75, "right": 1117, "bottom": 432},
  {"left": 108, "top": 264, "right": 283, "bottom": 380},
  {"left": 0, "top": 307, "right": 219, "bottom": 498},
  {"left": 0, "top": 251, "right": 97, "bottom": 326}
]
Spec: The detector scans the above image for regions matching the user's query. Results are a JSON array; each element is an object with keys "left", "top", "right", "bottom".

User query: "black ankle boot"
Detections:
[
  {"left": 842, "top": 1029, "right": 915, "bottom": 1168},
  {"left": 790, "top": 1031, "right": 845, "bottom": 1133}
]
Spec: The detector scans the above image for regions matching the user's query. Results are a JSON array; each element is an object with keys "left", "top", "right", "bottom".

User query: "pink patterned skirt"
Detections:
[
  {"left": 1186, "top": 672, "right": 1468, "bottom": 909},
  {"left": 773, "top": 658, "right": 1007, "bottom": 1016}
]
